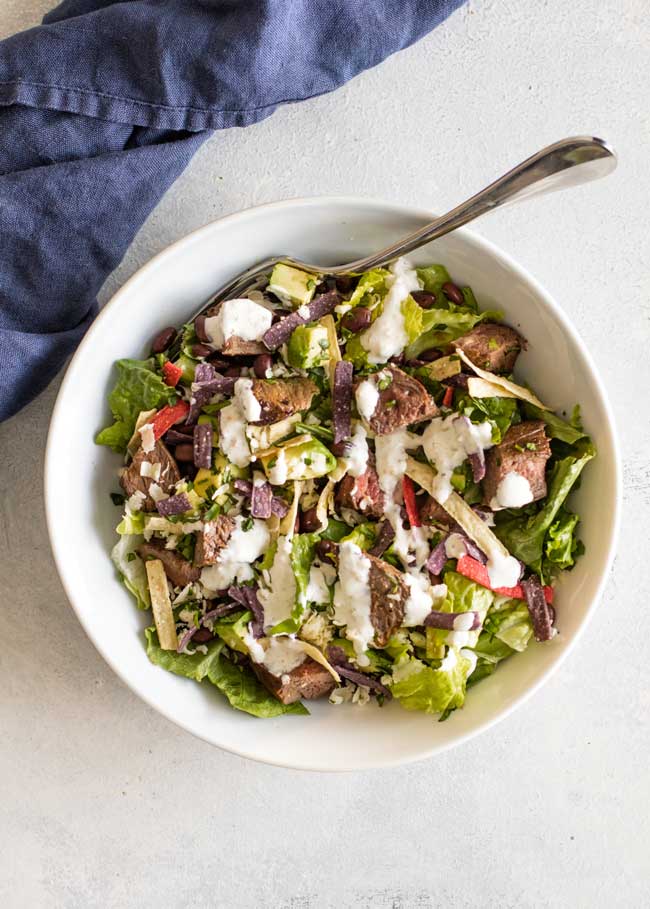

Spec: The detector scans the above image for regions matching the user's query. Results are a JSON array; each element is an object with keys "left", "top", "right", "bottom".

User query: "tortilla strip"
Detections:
[{"left": 456, "top": 349, "right": 548, "bottom": 409}]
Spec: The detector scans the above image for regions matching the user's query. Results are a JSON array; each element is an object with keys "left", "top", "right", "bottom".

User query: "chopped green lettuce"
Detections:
[
  {"left": 145, "top": 628, "right": 308, "bottom": 717},
  {"left": 347, "top": 268, "right": 391, "bottom": 308},
  {"left": 340, "top": 522, "right": 378, "bottom": 551},
  {"left": 457, "top": 393, "right": 520, "bottom": 444},
  {"left": 270, "top": 533, "right": 317, "bottom": 634},
  {"left": 543, "top": 508, "right": 583, "bottom": 575},
  {"left": 427, "top": 571, "right": 494, "bottom": 652},
  {"left": 116, "top": 510, "right": 145, "bottom": 535},
  {"left": 213, "top": 610, "right": 251, "bottom": 654},
  {"left": 484, "top": 600, "right": 533, "bottom": 652},
  {"left": 111, "top": 534, "right": 150, "bottom": 610},
  {"left": 390, "top": 649, "right": 473, "bottom": 715},
  {"left": 468, "top": 631, "right": 515, "bottom": 686},
  {"left": 416, "top": 264, "right": 451, "bottom": 293},
  {"left": 96, "top": 358, "right": 175, "bottom": 453},
  {"left": 495, "top": 439, "right": 595, "bottom": 574},
  {"left": 404, "top": 308, "right": 501, "bottom": 359},
  {"left": 523, "top": 403, "right": 587, "bottom": 445}
]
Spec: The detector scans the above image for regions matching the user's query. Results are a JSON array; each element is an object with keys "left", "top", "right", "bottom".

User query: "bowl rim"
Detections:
[{"left": 44, "top": 194, "right": 622, "bottom": 770}]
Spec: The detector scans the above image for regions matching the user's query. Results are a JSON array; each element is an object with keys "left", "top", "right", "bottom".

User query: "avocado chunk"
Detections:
[
  {"left": 267, "top": 263, "right": 318, "bottom": 307},
  {"left": 286, "top": 323, "right": 330, "bottom": 369}
]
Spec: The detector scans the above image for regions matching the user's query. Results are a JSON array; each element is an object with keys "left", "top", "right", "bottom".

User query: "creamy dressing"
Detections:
[
  {"left": 267, "top": 448, "right": 288, "bottom": 485},
  {"left": 361, "top": 257, "right": 421, "bottom": 363},
  {"left": 355, "top": 380, "right": 379, "bottom": 422},
  {"left": 200, "top": 515, "right": 269, "bottom": 592},
  {"left": 261, "top": 636, "right": 307, "bottom": 676},
  {"left": 486, "top": 552, "right": 521, "bottom": 589},
  {"left": 439, "top": 647, "right": 458, "bottom": 672},
  {"left": 297, "top": 303, "right": 311, "bottom": 320},
  {"left": 460, "top": 647, "right": 478, "bottom": 676},
  {"left": 203, "top": 298, "right": 272, "bottom": 348},
  {"left": 422, "top": 414, "right": 493, "bottom": 502},
  {"left": 233, "top": 378, "right": 262, "bottom": 422},
  {"left": 258, "top": 536, "right": 296, "bottom": 629},
  {"left": 403, "top": 573, "right": 433, "bottom": 626},
  {"left": 305, "top": 565, "right": 332, "bottom": 604},
  {"left": 374, "top": 428, "right": 426, "bottom": 568},
  {"left": 219, "top": 402, "right": 251, "bottom": 468},
  {"left": 490, "top": 471, "right": 533, "bottom": 510},
  {"left": 333, "top": 541, "right": 374, "bottom": 666},
  {"left": 343, "top": 422, "right": 369, "bottom": 478}
]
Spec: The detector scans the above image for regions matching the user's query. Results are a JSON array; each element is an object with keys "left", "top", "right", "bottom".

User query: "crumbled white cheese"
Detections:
[
  {"left": 355, "top": 379, "right": 379, "bottom": 422},
  {"left": 126, "top": 490, "right": 146, "bottom": 512},
  {"left": 267, "top": 448, "right": 288, "bottom": 486},
  {"left": 261, "top": 636, "right": 307, "bottom": 676},
  {"left": 203, "top": 298, "right": 272, "bottom": 348},
  {"left": 297, "top": 304, "right": 311, "bottom": 320},
  {"left": 333, "top": 541, "right": 374, "bottom": 666},
  {"left": 139, "top": 422, "right": 155, "bottom": 453},
  {"left": 490, "top": 471, "right": 534, "bottom": 510},
  {"left": 360, "top": 257, "right": 420, "bottom": 363},
  {"left": 139, "top": 460, "right": 161, "bottom": 481},
  {"left": 147, "top": 482, "right": 167, "bottom": 504}
]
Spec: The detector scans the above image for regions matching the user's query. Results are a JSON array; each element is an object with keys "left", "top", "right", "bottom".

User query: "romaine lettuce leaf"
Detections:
[
  {"left": 111, "top": 534, "right": 150, "bottom": 610},
  {"left": 270, "top": 533, "right": 317, "bottom": 634},
  {"left": 144, "top": 628, "right": 308, "bottom": 717},
  {"left": 213, "top": 610, "right": 251, "bottom": 654},
  {"left": 116, "top": 510, "right": 145, "bottom": 535},
  {"left": 495, "top": 439, "right": 595, "bottom": 574},
  {"left": 467, "top": 631, "right": 515, "bottom": 686},
  {"left": 390, "top": 649, "right": 473, "bottom": 715},
  {"left": 96, "top": 358, "right": 175, "bottom": 453},
  {"left": 427, "top": 570, "right": 494, "bottom": 651}
]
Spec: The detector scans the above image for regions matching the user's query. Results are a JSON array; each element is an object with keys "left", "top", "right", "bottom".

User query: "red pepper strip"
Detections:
[
  {"left": 151, "top": 401, "right": 190, "bottom": 440},
  {"left": 442, "top": 386, "right": 454, "bottom": 408},
  {"left": 456, "top": 554, "right": 554, "bottom": 604},
  {"left": 162, "top": 361, "right": 183, "bottom": 387},
  {"left": 402, "top": 475, "right": 421, "bottom": 527}
]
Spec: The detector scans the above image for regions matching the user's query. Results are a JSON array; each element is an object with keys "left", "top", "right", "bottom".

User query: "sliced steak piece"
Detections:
[
  {"left": 419, "top": 495, "right": 457, "bottom": 530},
  {"left": 194, "top": 515, "right": 235, "bottom": 567},
  {"left": 221, "top": 336, "right": 267, "bottom": 357},
  {"left": 366, "top": 552, "right": 408, "bottom": 647},
  {"left": 335, "top": 458, "right": 386, "bottom": 519},
  {"left": 252, "top": 658, "right": 335, "bottom": 704},
  {"left": 137, "top": 539, "right": 200, "bottom": 587},
  {"left": 119, "top": 440, "right": 180, "bottom": 511},
  {"left": 249, "top": 377, "right": 318, "bottom": 425},
  {"left": 483, "top": 420, "right": 552, "bottom": 507},
  {"left": 451, "top": 323, "right": 524, "bottom": 374},
  {"left": 355, "top": 366, "right": 438, "bottom": 436}
]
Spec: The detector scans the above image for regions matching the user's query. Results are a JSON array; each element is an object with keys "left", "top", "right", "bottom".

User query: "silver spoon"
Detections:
[{"left": 176, "top": 135, "right": 616, "bottom": 346}]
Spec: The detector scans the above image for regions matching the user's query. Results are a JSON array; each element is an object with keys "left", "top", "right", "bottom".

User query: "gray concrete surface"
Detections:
[{"left": 1, "top": 1, "right": 649, "bottom": 906}]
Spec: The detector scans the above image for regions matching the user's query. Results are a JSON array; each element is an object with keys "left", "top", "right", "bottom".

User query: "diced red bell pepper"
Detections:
[
  {"left": 162, "top": 360, "right": 183, "bottom": 387},
  {"left": 442, "top": 386, "right": 454, "bottom": 408},
  {"left": 456, "top": 554, "right": 554, "bottom": 603},
  {"left": 402, "top": 475, "right": 421, "bottom": 528},
  {"left": 151, "top": 401, "right": 190, "bottom": 440}
]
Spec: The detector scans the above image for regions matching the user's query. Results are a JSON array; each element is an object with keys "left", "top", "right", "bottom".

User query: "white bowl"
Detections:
[{"left": 45, "top": 197, "right": 620, "bottom": 771}]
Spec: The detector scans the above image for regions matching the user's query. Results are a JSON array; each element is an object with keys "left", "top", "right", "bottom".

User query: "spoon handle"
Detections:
[{"left": 326, "top": 136, "right": 617, "bottom": 274}]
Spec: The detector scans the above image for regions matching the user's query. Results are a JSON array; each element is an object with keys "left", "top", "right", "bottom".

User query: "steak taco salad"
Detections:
[{"left": 96, "top": 257, "right": 595, "bottom": 720}]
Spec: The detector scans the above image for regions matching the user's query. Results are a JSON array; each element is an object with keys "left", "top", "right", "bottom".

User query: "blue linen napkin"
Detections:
[{"left": 0, "top": 0, "right": 464, "bottom": 421}]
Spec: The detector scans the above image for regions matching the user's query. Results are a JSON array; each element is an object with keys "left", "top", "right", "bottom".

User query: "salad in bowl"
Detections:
[{"left": 96, "top": 257, "right": 595, "bottom": 720}]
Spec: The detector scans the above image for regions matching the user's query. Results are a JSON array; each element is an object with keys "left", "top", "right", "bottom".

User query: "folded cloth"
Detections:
[{"left": 0, "top": 0, "right": 464, "bottom": 421}]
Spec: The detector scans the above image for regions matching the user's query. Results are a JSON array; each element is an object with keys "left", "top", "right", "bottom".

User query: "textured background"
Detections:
[{"left": 2, "top": 1, "right": 649, "bottom": 907}]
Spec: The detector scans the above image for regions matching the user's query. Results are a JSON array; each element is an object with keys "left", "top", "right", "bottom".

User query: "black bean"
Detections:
[
  {"left": 253, "top": 353, "right": 273, "bottom": 378},
  {"left": 151, "top": 326, "right": 177, "bottom": 354},
  {"left": 300, "top": 507, "right": 320, "bottom": 533},
  {"left": 442, "top": 281, "right": 464, "bottom": 306},
  {"left": 191, "top": 343, "right": 213, "bottom": 359},
  {"left": 206, "top": 354, "right": 229, "bottom": 370},
  {"left": 174, "top": 443, "right": 194, "bottom": 461},
  {"left": 412, "top": 290, "right": 437, "bottom": 309},
  {"left": 341, "top": 306, "right": 372, "bottom": 333},
  {"left": 194, "top": 314, "right": 210, "bottom": 343},
  {"left": 389, "top": 353, "right": 405, "bottom": 365},
  {"left": 419, "top": 348, "right": 443, "bottom": 362},
  {"left": 193, "top": 628, "right": 215, "bottom": 643},
  {"left": 224, "top": 366, "right": 242, "bottom": 379},
  {"left": 331, "top": 440, "right": 352, "bottom": 458},
  {"left": 315, "top": 539, "right": 338, "bottom": 563},
  {"left": 335, "top": 275, "right": 357, "bottom": 294}
]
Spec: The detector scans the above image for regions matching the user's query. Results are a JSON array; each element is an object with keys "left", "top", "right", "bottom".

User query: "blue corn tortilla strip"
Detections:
[
  {"left": 333, "top": 360, "right": 353, "bottom": 443},
  {"left": 262, "top": 291, "right": 340, "bottom": 351}
]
